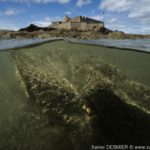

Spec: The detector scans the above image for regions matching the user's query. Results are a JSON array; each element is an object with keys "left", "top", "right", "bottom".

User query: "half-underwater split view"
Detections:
[{"left": 0, "top": 0, "right": 150, "bottom": 150}]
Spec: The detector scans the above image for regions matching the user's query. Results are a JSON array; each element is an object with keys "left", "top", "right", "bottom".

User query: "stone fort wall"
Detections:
[{"left": 51, "top": 22, "right": 104, "bottom": 31}]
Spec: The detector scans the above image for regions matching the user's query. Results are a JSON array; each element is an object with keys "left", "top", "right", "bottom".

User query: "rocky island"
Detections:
[{"left": 0, "top": 16, "right": 150, "bottom": 40}]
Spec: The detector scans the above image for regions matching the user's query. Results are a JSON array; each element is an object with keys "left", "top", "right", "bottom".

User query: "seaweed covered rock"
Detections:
[{"left": 7, "top": 43, "right": 150, "bottom": 149}]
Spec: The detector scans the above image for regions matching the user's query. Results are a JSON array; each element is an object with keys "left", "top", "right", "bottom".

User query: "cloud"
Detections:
[
  {"left": 108, "top": 18, "right": 117, "bottom": 23},
  {"left": 3, "top": 9, "right": 16, "bottom": 16},
  {"left": 32, "top": 20, "right": 51, "bottom": 27},
  {"left": 0, "top": 0, "right": 70, "bottom": 3},
  {"left": 0, "top": 26, "right": 19, "bottom": 31},
  {"left": 76, "top": 0, "right": 91, "bottom": 7},
  {"left": 100, "top": 0, "right": 133, "bottom": 12},
  {"left": 0, "top": 8, "right": 22, "bottom": 16},
  {"left": 141, "top": 25, "right": 150, "bottom": 34},
  {"left": 0, "top": 20, "right": 19, "bottom": 30},
  {"left": 99, "top": 0, "right": 150, "bottom": 25},
  {"left": 128, "top": 0, "right": 150, "bottom": 24},
  {"left": 91, "top": 15, "right": 103, "bottom": 21},
  {"left": 106, "top": 22, "right": 150, "bottom": 34},
  {"left": 64, "top": 11, "right": 71, "bottom": 15},
  {"left": 31, "top": 16, "right": 61, "bottom": 27}
]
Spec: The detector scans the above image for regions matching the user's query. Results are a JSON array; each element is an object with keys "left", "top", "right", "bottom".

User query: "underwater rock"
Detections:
[{"left": 8, "top": 44, "right": 150, "bottom": 149}]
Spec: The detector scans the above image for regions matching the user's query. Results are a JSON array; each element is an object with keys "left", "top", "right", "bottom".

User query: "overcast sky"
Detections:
[{"left": 0, "top": 0, "right": 149, "bottom": 34}]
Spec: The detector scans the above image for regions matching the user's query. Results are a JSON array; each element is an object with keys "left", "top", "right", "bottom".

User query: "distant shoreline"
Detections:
[{"left": 1, "top": 28, "right": 150, "bottom": 40}]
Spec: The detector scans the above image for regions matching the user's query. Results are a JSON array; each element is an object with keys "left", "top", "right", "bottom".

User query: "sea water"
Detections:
[
  {"left": 0, "top": 38, "right": 61, "bottom": 50},
  {"left": 0, "top": 38, "right": 150, "bottom": 52},
  {"left": 0, "top": 39, "right": 150, "bottom": 149},
  {"left": 69, "top": 38, "right": 150, "bottom": 52}
]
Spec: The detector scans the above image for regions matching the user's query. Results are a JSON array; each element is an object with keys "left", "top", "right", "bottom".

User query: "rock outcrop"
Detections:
[
  {"left": 19, "top": 24, "right": 43, "bottom": 32},
  {"left": 19, "top": 24, "right": 54, "bottom": 32}
]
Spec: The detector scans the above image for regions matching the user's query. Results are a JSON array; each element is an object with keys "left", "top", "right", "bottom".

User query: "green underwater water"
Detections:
[
  {"left": 64, "top": 41, "right": 150, "bottom": 87},
  {"left": 0, "top": 40, "right": 150, "bottom": 150},
  {"left": 0, "top": 50, "right": 73, "bottom": 150},
  {"left": 0, "top": 52, "right": 27, "bottom": 126}
]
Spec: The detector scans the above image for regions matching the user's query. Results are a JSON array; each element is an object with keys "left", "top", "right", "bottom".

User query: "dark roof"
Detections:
[{"left": 73, "top": 16, "right": 104, "bottom": 23}]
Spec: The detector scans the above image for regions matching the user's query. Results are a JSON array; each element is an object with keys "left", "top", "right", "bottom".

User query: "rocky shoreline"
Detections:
[{"left": 1, "top": 24, "right": 150, "bottom": 40}]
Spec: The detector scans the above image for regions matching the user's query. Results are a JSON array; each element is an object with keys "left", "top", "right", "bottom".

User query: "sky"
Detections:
[{"left": 0, "top": 0, "right": 150, "bottom": 34}]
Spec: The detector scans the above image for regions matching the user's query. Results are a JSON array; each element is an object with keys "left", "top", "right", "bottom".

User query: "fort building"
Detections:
[{"left": 50, "top": 16, "right": 104, "bottom": 31}]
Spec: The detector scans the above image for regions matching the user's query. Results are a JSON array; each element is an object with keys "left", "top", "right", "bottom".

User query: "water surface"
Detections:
[
  {"left": 0, "top": 38, "right": 150, "bottom": 52},
  {"left": 69, "top": 38, "right": 150, "bottom": 52},
  {"left": 0, "top": 38, "right": 61, "bottom": 50}
]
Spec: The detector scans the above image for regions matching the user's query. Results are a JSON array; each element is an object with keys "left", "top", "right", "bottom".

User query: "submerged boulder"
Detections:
[{"left": 4, "top": 42, "right": 150, "bottom": 149}]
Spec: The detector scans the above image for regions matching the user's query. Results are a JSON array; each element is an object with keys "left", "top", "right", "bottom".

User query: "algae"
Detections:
[{"left": 0, "top": 40, "right": 150, "bottom": 149}]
